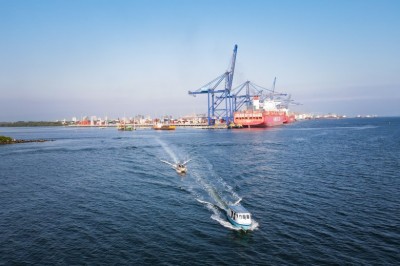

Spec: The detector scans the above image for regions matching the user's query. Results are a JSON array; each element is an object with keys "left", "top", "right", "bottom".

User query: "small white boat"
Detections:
[
  {"left": 226, "top": 204, "right": 252, "bottom": 230},
  {"left": 161, "top": 159, "right": 191, "bottom": 175}
]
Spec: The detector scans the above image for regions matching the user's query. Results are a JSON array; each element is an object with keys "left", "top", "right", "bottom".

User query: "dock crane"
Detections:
[
  {"left": 230, "top": 78, "right": 287, "bottom": 111},
  {"left": 188, "top": 45, "right": 238, "bottom": 125},
  {"left": 276, "top": 94, "right": 302, "bottom": 109}
]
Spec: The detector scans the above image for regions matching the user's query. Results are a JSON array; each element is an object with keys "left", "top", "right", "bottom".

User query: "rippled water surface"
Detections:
[{"left": 1, "top": 118, "right": 399, "bottom": 265}]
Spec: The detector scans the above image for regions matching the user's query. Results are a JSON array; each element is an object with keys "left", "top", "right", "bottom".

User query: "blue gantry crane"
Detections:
[{"left": 188, "top": 45, "right": 238, "bottom": 125}]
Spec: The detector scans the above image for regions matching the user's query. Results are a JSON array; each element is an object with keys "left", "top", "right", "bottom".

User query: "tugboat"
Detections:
[{"left": 226, "top": 202, "right": 252, "bottom": 231}]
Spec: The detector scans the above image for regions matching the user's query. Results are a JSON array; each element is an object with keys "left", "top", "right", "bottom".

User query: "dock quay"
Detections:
[{"left": 67, "top": 123, "right": 227, "bottom": 129}]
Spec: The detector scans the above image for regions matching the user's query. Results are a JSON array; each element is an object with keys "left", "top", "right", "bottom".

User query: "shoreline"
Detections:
[{"left": 0, "top": 138, "right": 53, "bottom": 145}]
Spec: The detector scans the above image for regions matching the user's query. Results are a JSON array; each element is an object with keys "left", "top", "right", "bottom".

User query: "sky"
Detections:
[{"left": 0, "top": 0, "right": 399, "bottom": 121}]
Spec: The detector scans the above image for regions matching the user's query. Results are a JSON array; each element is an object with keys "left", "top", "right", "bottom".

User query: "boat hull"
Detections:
[
  {"left": 153, "top": 125, "right": 176, "bottom": 130},
  {"left": 227, "top": 215, "right": 251, "bottom": 230},
  {"left": 176, "top": 168, "right": 187, "bottom": 174},
  {"left": 118, "top": 125, "right": 133, "bottom": 131},
  {"left": 234, "top": 110, "right": 285, "bottom": 128}
]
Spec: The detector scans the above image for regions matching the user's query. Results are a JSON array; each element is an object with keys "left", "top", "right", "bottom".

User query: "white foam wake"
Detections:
[{"left": 156, "top": 138, "right": 178, "bottom": 163}]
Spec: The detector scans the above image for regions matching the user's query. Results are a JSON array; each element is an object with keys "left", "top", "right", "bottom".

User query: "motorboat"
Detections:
[
  {"left": 161, "top": 159, "right": 191, "bottom": 175},
  {"left": 175, "top": 163, "right": 187, "bottom": 174},
  {"left": 226, "top": 202, "right": 252, "bottom": 231}
]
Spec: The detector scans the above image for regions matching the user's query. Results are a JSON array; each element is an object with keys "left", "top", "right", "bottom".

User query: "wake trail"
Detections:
[
  {"left": 156, "top": 138, "right": 178, "bottom": 163},
  {"left": 153, "top": 138, "right": 259, "bottom": 231},
  {"left": 188, "top": 157, "right": 259, "bottom": 231}
]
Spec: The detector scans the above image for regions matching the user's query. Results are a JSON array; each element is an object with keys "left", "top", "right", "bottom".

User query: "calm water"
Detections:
[{"left": 1, "top": 118, "right": 399, "bottom": 265}]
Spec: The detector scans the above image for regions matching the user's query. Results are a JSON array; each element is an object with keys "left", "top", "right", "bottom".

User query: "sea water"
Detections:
[{"left": 1, "top": 118, "right": 399, "bottom": 264}]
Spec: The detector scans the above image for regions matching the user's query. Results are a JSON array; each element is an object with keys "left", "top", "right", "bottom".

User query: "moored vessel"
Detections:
[
  {"left": 117, "top": 124, "right": 134, "bottom": 131},
  {"left": 234, "top": 96, "right": 286, "bottom": 128},
  {"left": 153, "top": 124, "right": 176, "bottom": 130}
]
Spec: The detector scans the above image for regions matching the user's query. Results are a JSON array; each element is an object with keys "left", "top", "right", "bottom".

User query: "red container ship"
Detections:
[{"left": 234, "top": 96, "right": 294, "bottom": 128}]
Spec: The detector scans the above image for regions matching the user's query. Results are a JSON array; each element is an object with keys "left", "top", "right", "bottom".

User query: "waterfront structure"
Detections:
[{"left": 188, "top": 45, "right": 298, "bottom": 126}]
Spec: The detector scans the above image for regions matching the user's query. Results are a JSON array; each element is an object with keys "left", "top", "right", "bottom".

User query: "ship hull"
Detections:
[
  {"left": 283, "top": 114, "right": 296, "bottom": 124},
  {"left": 153, "top": 125, "right": 176, "bottom": 130},
  {"left": 234, "top": 111, "right": 285, "bottom": 128}
]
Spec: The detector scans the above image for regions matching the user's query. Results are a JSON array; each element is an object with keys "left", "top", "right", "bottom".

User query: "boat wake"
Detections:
[
  {"left": 196, "top": 199, "right": 239, "bottom": 230},
  {"left": 190, "top": 157, "right": 259, "bottom": 230},
  {"left": 154, "top": 137, "right": 258, "bottom": 231},
  {"left": 156, "top": 138, "right": 179, "bottom": 164}
]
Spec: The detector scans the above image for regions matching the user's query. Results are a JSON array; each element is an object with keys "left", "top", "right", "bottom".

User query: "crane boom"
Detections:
[{"left": 226, "top": 45, "right": 238, "bottom": 91}]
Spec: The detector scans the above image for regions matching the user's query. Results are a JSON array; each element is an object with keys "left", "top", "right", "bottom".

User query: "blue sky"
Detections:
[{"left": 0, "top": 0, "right": 399, "bottom": 121}]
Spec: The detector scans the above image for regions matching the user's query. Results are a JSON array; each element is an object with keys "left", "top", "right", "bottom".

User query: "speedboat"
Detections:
[
  {"left": 226, "top": 204, "right": 252, "bottom": 231},
  {"left": 175, "top": 164, "right": 187, "bottom": 174},
  {"left": 161, "top": 159, "right": 191, "bottom": 175}
]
